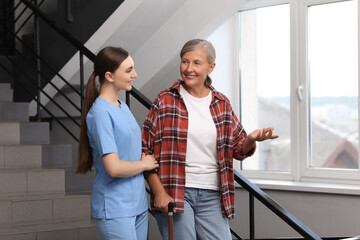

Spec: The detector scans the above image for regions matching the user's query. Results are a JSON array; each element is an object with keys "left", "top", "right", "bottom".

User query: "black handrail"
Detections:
[
  {"left": 234, "top": 170, "right": 322, "bottom": 240},
  {"left": 128, "top": 87, "right": 152, "bottom": 109}
]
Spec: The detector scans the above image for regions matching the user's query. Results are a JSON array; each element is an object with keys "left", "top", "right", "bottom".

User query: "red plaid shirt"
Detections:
[{"left": 142, "top": 81, "right": 255, "bottom": 219}]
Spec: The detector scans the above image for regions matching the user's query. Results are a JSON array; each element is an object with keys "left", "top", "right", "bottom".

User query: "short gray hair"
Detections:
[{"left": 180, "top": 39, "right": 216, "bottom": 64}]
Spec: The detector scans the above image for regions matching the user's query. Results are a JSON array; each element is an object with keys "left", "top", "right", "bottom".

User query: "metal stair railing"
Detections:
[
  {"left": 4, "top": 19, "right": 82, "bottom": 112},
  {"left": 20, "top": 0, "right": 153, "bottom": 115},
  {"left": 0, "top": 27, "right": 81, "bottom": 140},
  {"left": 0, "top": 60, "right": 78, "bottom": 140},
  {"left": 4, "top": 0, "right": 151, "bottom": 142},
  {"left": 234, "top": 170, "right": 321, "bottom": 240},
  {"left": 3, "top": 0, "right": 84, "bottom": 141}
]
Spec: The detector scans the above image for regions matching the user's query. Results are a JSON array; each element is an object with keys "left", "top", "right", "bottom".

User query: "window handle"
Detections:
[{"left": 297, "top": 85, "right": 304, "bottom": 101}]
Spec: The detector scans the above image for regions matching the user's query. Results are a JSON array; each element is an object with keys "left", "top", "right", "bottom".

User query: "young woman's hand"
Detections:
[{"left": 140, "top": 153, "right": 159, "bottom": 171}]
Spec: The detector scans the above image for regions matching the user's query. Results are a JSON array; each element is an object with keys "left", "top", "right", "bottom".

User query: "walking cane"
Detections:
[{"left": 168, "top": 202, "right": 176, "bottom": 240}]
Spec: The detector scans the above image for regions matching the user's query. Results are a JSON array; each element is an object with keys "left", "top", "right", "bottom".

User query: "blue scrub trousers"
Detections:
[{"left": 94, "top": 210, "right": 148, "bottom": 240}]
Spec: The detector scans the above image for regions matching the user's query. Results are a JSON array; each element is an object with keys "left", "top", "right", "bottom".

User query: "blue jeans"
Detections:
[
  {"left": 155, "top": 188, "right": 232, "bottom": 240},
  {"left": 94, "top": 210, "right": 148, "bottom": 240}
]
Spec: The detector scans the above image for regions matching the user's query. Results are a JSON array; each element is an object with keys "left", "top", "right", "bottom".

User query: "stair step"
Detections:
[
  {"left": 0, "top": 102, "right": 29, "bottom": 122},
  {"left": 0, "top": 168, "right": 65, "bottom": 197},
  {"left": 0, "top": 194, "right": 91, "bottom": 229},
  {"left": 0, "top": 84, "right": 12, "bottom": 102},
  {"left": 0, "top": 220, "right": 99, "bottom": 240},
  {"left": 0, "top": 122, "right": 50, "bottom": 145},
  {"left": 42, "top": 144, "right": 72, "bottom": 168},
  {"left": 20, "top": 122, "right": 50, "bottom": 145},
  {"left": 65, "top": 168, "right": 96, "bottom": 193},
  {"left": 0, "top": 144, "right": 72, "bottom": 169},
  {"left": 0, "top": 145, "right": 42, "bottom": 169}
]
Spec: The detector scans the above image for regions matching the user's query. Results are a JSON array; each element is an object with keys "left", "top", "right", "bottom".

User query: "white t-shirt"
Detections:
[{"left": 180, "top": 84, "right": 220, "bottom": 191}]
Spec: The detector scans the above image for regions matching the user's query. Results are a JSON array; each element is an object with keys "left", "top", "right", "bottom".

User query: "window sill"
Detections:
[{"left": 237, "top": 179, "right": 360, "bottom": 196}]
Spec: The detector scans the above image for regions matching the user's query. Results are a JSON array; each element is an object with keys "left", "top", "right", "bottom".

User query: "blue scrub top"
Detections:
[{"left": 86, "top": 97, "right": 148, "bottom": 219}]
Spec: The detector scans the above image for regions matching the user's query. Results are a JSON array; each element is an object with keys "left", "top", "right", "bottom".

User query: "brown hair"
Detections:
[
  {"left": 76, "top": 47, "right": 129, "bottom": 174},
  {"left": 180, "top": 39, "right": 216, "bottom": 88}
]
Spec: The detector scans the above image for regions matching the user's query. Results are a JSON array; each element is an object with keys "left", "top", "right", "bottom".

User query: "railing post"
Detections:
[
  {"left": 34, "top": 0, "right": 41, "bottom": 121},
  {"left": 79, "top": 52, "right": 84, "bottom": 112},
  {"left": 249, "top": 193, "right": 255, "bottom": 240},
  {"left": 126, "top": 91, "right": 130, "bottom": 108},
  {"left": 66, "top": 0, "right": 73, "bottom": 22},
  {"left": 2, "top": 0, "right": 12, "bottom": 54}
]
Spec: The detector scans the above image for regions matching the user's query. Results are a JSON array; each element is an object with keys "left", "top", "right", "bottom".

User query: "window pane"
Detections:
[
  {"left": 308, "top": 0, "right": 358, "bottom": 169},
  {"left": 240, "top": 4, "right": 290, "bottom": 171}
]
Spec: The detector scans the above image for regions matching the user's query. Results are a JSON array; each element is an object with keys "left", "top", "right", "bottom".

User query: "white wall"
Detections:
[
  {"left": 131, "top": 0, "right": 247, "bottom": 91},
  {"left": 207, "top": 14, "right": 241, "bottom": 116}
]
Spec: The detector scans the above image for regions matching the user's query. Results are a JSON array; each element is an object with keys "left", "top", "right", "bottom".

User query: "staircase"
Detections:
[{"left": 0, "top": 83, "right": 99, "bottom": 240}]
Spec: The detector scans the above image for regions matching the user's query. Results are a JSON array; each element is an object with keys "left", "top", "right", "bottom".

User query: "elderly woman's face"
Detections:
[{"left": 180, "top": 48, "right": 215, "bottom": 90}]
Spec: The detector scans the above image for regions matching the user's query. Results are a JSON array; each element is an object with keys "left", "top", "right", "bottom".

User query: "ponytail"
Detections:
[
  {"left": 76, "top": 72, "right": 99, "bottom": 174},
  {"left": 204, "top": 75, "right": 212, "bottom": 88}
]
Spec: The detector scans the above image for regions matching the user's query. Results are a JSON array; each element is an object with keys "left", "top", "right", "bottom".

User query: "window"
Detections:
[
  {"left": 240, "top": 4, "right": 291, "bottom": 173},
  {"left": 308, "top": 1, "right": 358, "bottom": 170},
  {"left": 239, "top": 0, "right": 359, "bottom": 182}
]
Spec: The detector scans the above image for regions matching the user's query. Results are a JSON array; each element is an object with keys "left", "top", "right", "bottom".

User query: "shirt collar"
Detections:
[{"left": 169, "top": 80, "right": 226, "bottom": 102}]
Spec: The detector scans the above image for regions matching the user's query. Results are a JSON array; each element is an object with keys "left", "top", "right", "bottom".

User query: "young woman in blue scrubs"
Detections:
[{"left": 77, "top": 46, "right": 159, "bottom": 240}]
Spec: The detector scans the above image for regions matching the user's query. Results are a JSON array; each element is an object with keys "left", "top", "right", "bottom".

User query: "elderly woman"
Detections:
[{"left": 142, "top": 39, "right": 278, "bottom": 240}]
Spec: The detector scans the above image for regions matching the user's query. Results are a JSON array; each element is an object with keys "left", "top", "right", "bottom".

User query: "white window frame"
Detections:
[{"left": 238, "top": 0, "right": 360, "bottom": 185}]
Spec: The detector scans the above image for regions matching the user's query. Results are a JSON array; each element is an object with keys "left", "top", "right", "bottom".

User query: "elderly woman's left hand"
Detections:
[{"left": 248, "top": 127, "right": 279, "bottom": 142}]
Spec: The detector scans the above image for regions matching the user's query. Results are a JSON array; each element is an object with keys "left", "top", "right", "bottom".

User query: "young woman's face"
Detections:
[
  {"left": 180, "top": 48, "right": 215, "bottom": 90},
  {"left": 110, "top": 56, "right": 137, "bottom": 91}
]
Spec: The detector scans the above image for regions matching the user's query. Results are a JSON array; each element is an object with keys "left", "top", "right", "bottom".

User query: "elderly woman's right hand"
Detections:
[{"left": 154, "top": 191, "right": 174, "bottom": 213}]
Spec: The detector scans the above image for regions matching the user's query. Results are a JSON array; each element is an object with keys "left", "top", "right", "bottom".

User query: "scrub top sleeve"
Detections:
[{"left": 87, "top": 109, "right": 118, "bottom": 156}]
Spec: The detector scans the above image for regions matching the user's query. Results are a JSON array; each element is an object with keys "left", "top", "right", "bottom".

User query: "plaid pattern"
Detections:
[{"left": 142, "top": 81, "right": 254, "bottom": 219}]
